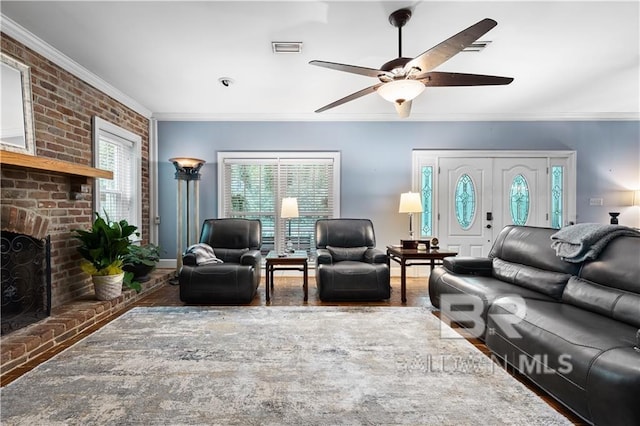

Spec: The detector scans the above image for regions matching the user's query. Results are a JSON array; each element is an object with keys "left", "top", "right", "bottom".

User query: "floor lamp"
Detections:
[
  {"left": 399, "top": 191, "right": 423, "bottom": 240},
  {"left": 280, "top": 197, "right": 299, "bottom": 254},
  {"left": 169, "top": 157, "right": 205, "bottom": 283}
]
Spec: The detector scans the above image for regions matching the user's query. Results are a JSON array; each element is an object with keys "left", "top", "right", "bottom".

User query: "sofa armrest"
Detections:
[
  {"left": 364, "top": 248, "right": 387, "bottom": 264},
  {"left": 316, "top": 248, "right": 332, "bottom": 265},
  {"left": 182, "top": 252, "right": 197, "bottom": 266},
  {"left": 443, "top": 256, "right": 492, "bottom": 276},
  {"left": 240, "top": 249, "right": 261, "bottom": 267}
]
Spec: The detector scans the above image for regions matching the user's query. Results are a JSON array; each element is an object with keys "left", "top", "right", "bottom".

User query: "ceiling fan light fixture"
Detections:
[{"left": 377, "top": 79, "right": 425, "bottom": 104}]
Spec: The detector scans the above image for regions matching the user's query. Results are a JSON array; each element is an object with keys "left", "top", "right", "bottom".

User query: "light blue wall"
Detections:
[{"left": 157, "top": 121, "right": 639, "bottom": 256}]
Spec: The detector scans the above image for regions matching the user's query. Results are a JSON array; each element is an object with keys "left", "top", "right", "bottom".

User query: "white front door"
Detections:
[
  {"left": 439, "top": 158, "right": 493, "bottom": 256},
  {"left": 493, "top": 158, "right": 548, "bottom": 228}
]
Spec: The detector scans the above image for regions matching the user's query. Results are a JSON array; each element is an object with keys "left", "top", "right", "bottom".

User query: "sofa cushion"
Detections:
[
  {"left": 486, "top": 298, "right": 640, "bottom": 422},
  {"left": 327, "top": 245, "right": 368, "bottom": 262},
  {"left": 489, "top": 225, "right": 581, "bottom": 275},
  {"left": 492, "top": 258, "right": 572, "bottom": 300},
  {"left": 428, "top": 267, "right": 555, "bottom": 327},
  {"left": 579, "top": 235, "right": 640, "bottom": 294},
  {"left": 562, "top": 277, "right": 640, "bottom": 328}
]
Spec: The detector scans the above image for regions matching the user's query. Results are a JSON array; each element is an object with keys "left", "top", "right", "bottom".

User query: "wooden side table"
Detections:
[
  {"left": 386, "top": 245, "right": 457, "bottom": 304},
  {"left": 265, "top": 250, "right": 309, "bottom": 302}
]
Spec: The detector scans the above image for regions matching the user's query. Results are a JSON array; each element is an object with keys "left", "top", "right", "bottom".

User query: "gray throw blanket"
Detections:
[
  {"left": 185, "top": 243, "right": 223, "bottom": 265},
  {"left": 550, "top": 223, "right": 640, "bottom": 263}
]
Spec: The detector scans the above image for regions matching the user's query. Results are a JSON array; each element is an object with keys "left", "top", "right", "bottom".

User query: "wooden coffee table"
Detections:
[
  {"left": 386, "top": 245, "right": 457, "bottom": 304},
  {"left": 265, "top": 250, "right": 309, "bottom": 302}
]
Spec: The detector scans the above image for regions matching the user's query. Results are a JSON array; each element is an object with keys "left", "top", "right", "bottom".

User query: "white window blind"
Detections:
[
  {"left": 93, "top": 117, "right": 141, "bottom": 237},
  {"left": 219, "top": 152, "right": 340, "bottom": 257}
]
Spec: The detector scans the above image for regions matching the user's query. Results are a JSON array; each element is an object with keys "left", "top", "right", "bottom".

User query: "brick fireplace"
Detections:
[
  {"left": 1, "top": 34, "right": 150, "bottom": 309},
  {"left": 1, "top": 206, "right": 52, "bottom": 334},
  {"left": 0, "top": 33, "right": 166, "bottom": 382}
]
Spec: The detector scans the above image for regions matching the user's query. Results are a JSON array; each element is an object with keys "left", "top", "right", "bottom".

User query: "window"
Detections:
[
  {"left": 509, "top": 174, "right": 530, "bottom": 225},
  {"left": 93, "top": 117, "right": 141, "bottom": 238},
  {"left": 218, "top": 152, "right": 340, "bottom": 257},
  {"left": 420, "top": 165, "right": 434, "bottom": 236},
  {"left": 454, "top": 173, "right": 476, "bottom": 230},
  {"left": 551, "top": 166, "right": 564, "bottom": 229}
]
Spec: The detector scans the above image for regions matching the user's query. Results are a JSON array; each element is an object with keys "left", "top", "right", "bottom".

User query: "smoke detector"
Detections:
[{"left": 218, "top": 77, "right": 235, "bottom": 87}]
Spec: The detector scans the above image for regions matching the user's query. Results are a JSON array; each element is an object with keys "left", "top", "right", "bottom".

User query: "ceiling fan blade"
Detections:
[
  {"left": 309, "top": 60, "right": 387, "bottom": 78},
  {"left": 404, "top": 18, "right": 498, "bottom": 74},
  {"left": 419, "top": 71, "right": 513, "bottom": 86},
  {"left": 394, "top": 100, "right": 413, "bottom": 118},
  {"left": 315, "top": 83, "right": 383, "bottom": 113}
]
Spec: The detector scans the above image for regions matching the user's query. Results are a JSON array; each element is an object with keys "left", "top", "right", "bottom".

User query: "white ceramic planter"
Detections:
[{"left": 92, "top": 272, "right": 124, "bottom": 300}]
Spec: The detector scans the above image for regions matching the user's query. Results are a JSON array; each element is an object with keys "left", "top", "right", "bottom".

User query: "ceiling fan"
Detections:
[{"left": 310, "top": 8, "right": 514, "bottom": 118}]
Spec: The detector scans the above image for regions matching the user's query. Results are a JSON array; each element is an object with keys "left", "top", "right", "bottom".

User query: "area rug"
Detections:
[{"left": 1, "top": 306, "right": 571, "bottom": 425}]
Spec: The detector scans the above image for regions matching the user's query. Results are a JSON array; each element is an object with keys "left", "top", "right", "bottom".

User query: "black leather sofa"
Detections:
[
  {"left": 315, "top": 218, "right": 390, "bottom": 301},
  {"left": 179, "top": 218, "right": 262, "bottom": 304},
  {"left": 429, "top": 225, "right": 640, "bottom": 425}
]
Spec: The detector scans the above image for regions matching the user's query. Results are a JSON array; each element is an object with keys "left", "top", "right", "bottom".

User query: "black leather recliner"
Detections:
[
  {"left": 179, "top": 218, "right": 262, "bottom": 304},
  {"left": 315, "top": 218, "right": 390, "bottom": 301}
]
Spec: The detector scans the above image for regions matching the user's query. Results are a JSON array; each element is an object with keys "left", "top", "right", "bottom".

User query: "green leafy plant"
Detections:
[
  {"left": 122, "top": 244, "right": 161, "bottom": 267},
  {"left": 73, "top": 211, "right": 139, "bottom": 277},
  {"left": 123, "top": 271, "right": 141, "bottom": 292}
]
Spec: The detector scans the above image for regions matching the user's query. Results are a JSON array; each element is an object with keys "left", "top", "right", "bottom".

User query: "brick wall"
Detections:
[{"left": 1, "top": 34, "right": 150, "bottom": 308}]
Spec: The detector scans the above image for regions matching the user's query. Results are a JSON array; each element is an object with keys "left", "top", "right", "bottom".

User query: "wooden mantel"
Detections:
[{"left": 0, "top": 151, "right": 113, "bottom": 179}]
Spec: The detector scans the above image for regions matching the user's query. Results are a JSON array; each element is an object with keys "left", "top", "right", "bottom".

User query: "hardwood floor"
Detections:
[{"left": 6, "top": 275, "right": 584, "bottom": 424}]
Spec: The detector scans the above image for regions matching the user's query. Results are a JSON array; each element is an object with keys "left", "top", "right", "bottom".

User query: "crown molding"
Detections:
[
  {"left": 152, "top": 111, "right": 640, "bottom": 122},
  {"left": 1, "top": 14, "right": 152, "bottom": 119}
]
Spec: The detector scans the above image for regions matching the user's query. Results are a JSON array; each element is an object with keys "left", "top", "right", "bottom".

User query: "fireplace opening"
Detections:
[{"left": 1, "top": 231, "right": 51, "bottom": 335}]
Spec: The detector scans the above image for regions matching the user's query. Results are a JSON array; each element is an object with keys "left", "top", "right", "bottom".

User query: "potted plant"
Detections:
[
  {"left": 73, "top": 212, "right": 139, "bottom": 300},
  {"left": 122, "top": 243, "right": 161, "bottom": 283}
]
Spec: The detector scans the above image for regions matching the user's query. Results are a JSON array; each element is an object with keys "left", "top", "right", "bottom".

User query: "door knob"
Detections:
[{"left": 486, "top": 224, "right": 492, "bottom": 229}]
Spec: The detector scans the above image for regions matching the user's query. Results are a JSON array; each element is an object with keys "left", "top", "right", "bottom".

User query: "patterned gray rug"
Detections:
[{"left": 1, "top": 306, "right": 570, "bottom": 425}]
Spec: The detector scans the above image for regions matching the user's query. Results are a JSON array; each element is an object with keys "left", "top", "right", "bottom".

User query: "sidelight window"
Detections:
[
  {"left": 420, "top": 166, "right": 434, "bottom": 236},
  {"left": 551, "top": 166, "right": 564, "bottom": 229}
]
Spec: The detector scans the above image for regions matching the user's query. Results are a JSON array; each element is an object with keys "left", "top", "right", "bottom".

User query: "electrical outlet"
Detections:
[{"left": 589, "top": 198, "right": 603, "bottom": 206}]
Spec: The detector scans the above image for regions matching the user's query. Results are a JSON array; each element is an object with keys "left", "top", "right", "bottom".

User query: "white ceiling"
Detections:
[{"left": 1, "top": 1, "right": 639, "bottom": 121}]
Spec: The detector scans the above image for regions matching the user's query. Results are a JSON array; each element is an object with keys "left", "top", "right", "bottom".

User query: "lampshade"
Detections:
[
  {"left": 399, "top": 192, "right": 423, "bottom": 213},
  {"left": 634, "top": 190, "right": 640, "bottom": 206},
  {"left": 280, "top": 197, "right": 299, "bottom": 218},
  {"left": 377, "top": 80, "right": 425, "bottom": 104},
  {"left": 169, "top": 157, "right": 206, "bottom": 180}
]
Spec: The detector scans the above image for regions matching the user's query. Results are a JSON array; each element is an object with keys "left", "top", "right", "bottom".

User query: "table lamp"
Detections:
[
  {"left": 281, "top": 197, "right": 299, "bottom": 253},
  {"left": 399, "top": 191, "right": 423, "bottom": 240}
]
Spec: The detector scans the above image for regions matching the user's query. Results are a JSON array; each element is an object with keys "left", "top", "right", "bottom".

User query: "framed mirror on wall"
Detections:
[{"left": 1, "top": 52, "right": 35, "bottom": 155}]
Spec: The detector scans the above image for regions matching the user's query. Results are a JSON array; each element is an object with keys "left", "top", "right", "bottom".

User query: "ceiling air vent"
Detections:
[{"left": 272, "top": 42, "right": 303, "bottom": 54}]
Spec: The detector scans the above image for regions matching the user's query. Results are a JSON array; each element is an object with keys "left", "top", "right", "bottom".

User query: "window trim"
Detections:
[
  {"left": 217, "top": 151, "right": 341, "bottom": 254},
  {"left": 92, "top": 116, "right": 142, "bottom": 240}
]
